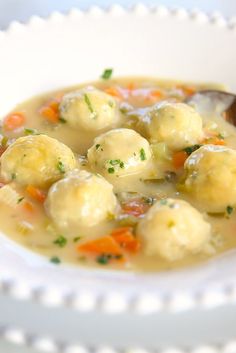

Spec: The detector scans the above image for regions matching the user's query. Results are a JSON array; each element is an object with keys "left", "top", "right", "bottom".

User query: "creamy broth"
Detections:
[{"left": 0, "top": 76, "right": 236, "bottom": 272}]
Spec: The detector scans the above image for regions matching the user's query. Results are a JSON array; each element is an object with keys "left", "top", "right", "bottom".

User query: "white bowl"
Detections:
[{"left": 1, "top": 5, "right": 236, "bottom": 316}]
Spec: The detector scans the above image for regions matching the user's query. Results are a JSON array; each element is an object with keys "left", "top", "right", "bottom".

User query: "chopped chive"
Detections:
[
  {"left": 17, "top": 197, "right": 24, "bottom": 204},
  {"left": 101, "top": 68, "right": 113, "bottom": 80},
  {"left": 73, "top": 236, "right": 82, "bottom": 243},
  {"left": 108, "top": 167, "right": 115, "bottom": 174},
  {"left": 57, "top": 161, "right": 66, "bottom": 174},
  {"left": 11, "top": 173, "right": 16, "bottom": 180},
  {"left": 1, "top": 136, "right": 8, "bottom": 147},
  {"left": 50, "top": 256, "right": 61, "bottom": 264},
  {"left": 140, "top": 148, "right": 146, "bottom": 161},
  {"left": 53, "top": 235, "right": 67, "bottom": 248},
  {"left": 84, "top": 93, "right": 97, "bottom": 118},
  {"left": 95, "top": 144, "right": 101, "bottom": 150},
  {"left": 24, "top": 128, "right": 39, "bottom": 135}
]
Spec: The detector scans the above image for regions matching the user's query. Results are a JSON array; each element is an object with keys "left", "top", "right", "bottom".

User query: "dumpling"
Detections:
[
  {"left": 181, "top": 144, "right": 236, "bottom": 213},
  {"left": 87, "top": 128, "right": 152, "bottom": 178},
  {"left": 45, "top": 170, "right": 118, "bottom": 230},
  {"left": 137, "top": 198, "right": 211, "bottom": 261},
  {"left": 144, "top": 102, "right": 203, "bottom": 150},
  {"left": 0, "top": 134, "right": 76, "bottom": 188},
  {"left": 59, "top": 87, "right": 118, "bottom": 131}
]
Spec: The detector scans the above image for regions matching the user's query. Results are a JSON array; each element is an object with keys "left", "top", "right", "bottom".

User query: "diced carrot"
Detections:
[
  {"left": 126, "top": 82, "right": 135, "bottom": 91},
  {"left": 203, "top": 137, "right": 226, "bottom": 146},
  {"left": 78, "top": 236, "right": 123, "bottom": 257},
  {"left": 172, "top": 151, "right": 188, "bottom": 169},
  {"left": 26, "top": 185, "right": 46, "bottom": 203},
  {"left": 177, "top": 85, "right": 196, "bottom": 96},
  {"left": 22, "top": 201, "right": 34, "bottom": 213},
  {"left": 150, "top": 90, "right": 164, "bottom": 99},
  {"left": 39, "top": 98, "right": 60, "bottom": 124},
  {"left": 39, "top": 105, "right": 59, "bottom": 124},
  {"left": 122, "top": 199, "right": 150, "bottom": 217},
  {"left": 104, "top": 87, "right": 123, "bottom": 99},
  {"left": 3, "top": 112, "right": 25, "bottom": 131},
  {"left": 111, "top": 227, "right": 141, "bottom": 253}
]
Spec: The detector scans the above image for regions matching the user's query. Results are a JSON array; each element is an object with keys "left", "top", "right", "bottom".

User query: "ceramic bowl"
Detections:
[{"left": 0, "top": 4, "right": 236, "bottom": 317}]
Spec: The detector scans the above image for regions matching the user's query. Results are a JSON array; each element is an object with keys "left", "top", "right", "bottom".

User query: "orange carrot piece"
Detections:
[
  {"left": 203, "top": 137, "right": 226, "bottom": 146},
  {"left": 172, "top": 151, "right": 188, "bottom": 169},
  {"left": 104, "top": 87, "right": 123, "bottom": 99},
  {"left": 26, "top": 185, "right": 46, "bottom": 203},
  {"left": 177, "top": 85, "right": 196, "bottom": 96},
  {"left": 78, "top": 236, "right": 123, "bottom": 256},
  {"left": 22, "top": 201, "right": 34, "bottom": 213},
  {"left": 150, "top": 90, "right": 164, "bottom": 99},
  {"left": 126, "top": 82, "right": 135, "bottom": 91},
  {"left": 111, "top": 227, "right": 141, "bottom": 253},
  {"left": 39, "top": 105, "right": 59, "bottom": 124},
  {"left": 3, "top": 112, "right": 25, "bottom": 131},
  {"left": 122, "top": 199, "right": 149, "bottom": 217}
]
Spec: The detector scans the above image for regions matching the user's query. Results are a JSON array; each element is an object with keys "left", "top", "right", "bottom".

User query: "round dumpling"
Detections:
[
  {"left": 45, "top": 170, "right": 118, "bottom": 230},
  {"left": 137, "top": 198, "right": 211, "bottom": 261},
  {"left": 181, "top": 144, "right": 236, "bottom": 213},
  {"left": 59, "top": 88, "right": 118, "bottom": 131},
  {"left": 0, "top": 135, "right": 76, "bottom": 188},
  {"left": 144, "top": 102, "right": 203, "bottom": 150},
  {"left": 87, "top": 128, "right": 152, "bottom": 178}
]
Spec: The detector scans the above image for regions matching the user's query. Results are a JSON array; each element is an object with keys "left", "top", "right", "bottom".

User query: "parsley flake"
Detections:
[
  {"left": 226, "top": 205, "right": 234, "bottom": 216},
  {"left": 101, "top": 68, "right": 113, "bottom": 80},
  {"left": 108, "top": 167, "right": 115, "bottom": 174},
  {"left": 17, "top": 197, "right": 24, "bottom": 204},
  {"left": 11, "top": 173, "right": 16, "bottom": 180},
  {"left": 53, "top": 235, "right": 67, "bottom": 248},
  {"left": 183, "top": 144, "right": 202, "bottom": 156},
  {"left": 57, "top": 161, "right": 66, "bottom": 174},
  {"left": 140, "top": 148, "right": 147, "bottom": 161},
  {"left": 95, "top": 144, "right": 101, "bottom": 150},
  {"left": 24, "top": 128, "right": 39, "bottom": 135},
  {"left": 73, "top": 236, "right": 82, "bottom": 243},
  {"left": 50, "top": 256, "right": 61, "bottom": 264},
  {"left": 59, "top": 117, "right": 67, "bottom": 124}
]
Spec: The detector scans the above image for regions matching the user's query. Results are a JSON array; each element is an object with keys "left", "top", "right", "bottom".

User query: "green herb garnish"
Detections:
[
  {"left": 17, "top": 197, "right": 24, "bottom": 204},
  {"left": 183, "top": 144, "right": 202, "bottom": 155},
  {"left": 53, "top": 235, "right": 67, "bottom": 248},
  {"left": 73, "top": 236, "right": 82, "bottom": 243},
  {"left": 11, "top": 173, "right": 16, "bottom": 180},
  {"left": 1, "top": 136, "right": 8, "bottom": 147},
  {"left": 140, "top": 148, "right": 146, "bottom": 161},
  {"left": 96, "top": 253, "right": 122, "bottom": 265},
  {"left": 226, "top": 205, "right": 234, "bottom": 216},
  {"left": 101, "top": 68, "right": 113, "bottom": 80},
  {"left": 95, "top": 144, "right": 101, "bottom": 150},
  {"left": 109, "top": 159, "right": 124, "bottom": 168},
  {"left": 84, "top": 93, "right": 97, "bottom": 118},
  {"left": 57, "top": 161, "right": 66, "bottom": 174},
  {"left": 108, "top": 167, "right": 115, "bottom": 174},
  {"left": 59, "top": 117, "right": 67, "bottom": 124},
  {"left": 24, "top": 128, "right": 39, "bottom": 135},
  {"left": 50, "top": 256, "right": 61, "bottom": 264}
]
